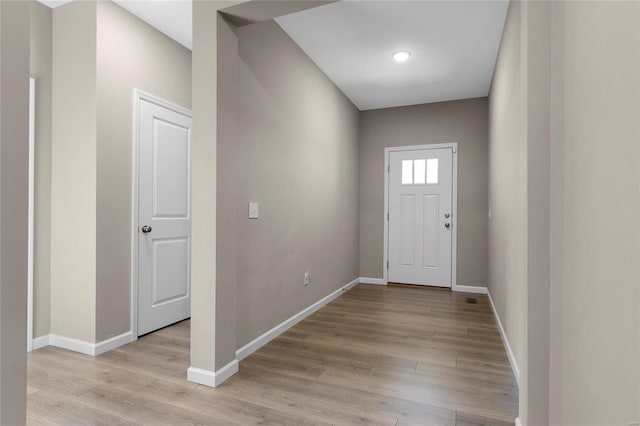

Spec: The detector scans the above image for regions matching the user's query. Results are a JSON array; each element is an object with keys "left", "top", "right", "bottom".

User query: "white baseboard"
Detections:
[
  {"left": 32, "top": 334, "right": 51, "bottom": 350},
  {"left": 48, "top": 331, "right": 132, "bottom": 356},
  {"left": 515, "top": 417, "right": 522, "bottom": 426},
  {"left": 236, "top": 277, "right": 360, "bottom": 361},
  {"left": 359, "top": 279, "right": 486, "bottom": 293},
  {"left": 187, "top": 359, "right": 239, "bottom": 388},
  {"left": 50, "top": 334, "right": 95, "bottom": 355},
  {"left": 94, "top": 331, "right": 133, "bottom": 355},
  {"left": 487, "top": 290, "right": 520, "bottom": 387},
  {"left": 454, "top": 285, "right": 488, "bottom": 294},
  {"left": 358, "top": 277, "right": 387, "bottom": 285}
]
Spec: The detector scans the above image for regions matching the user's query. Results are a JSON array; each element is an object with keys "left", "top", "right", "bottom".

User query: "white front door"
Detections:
[
  {"left": 388, "top": 147, "right": 454, "bottom": 287},
  {"left": 137, "top": 98, "right": 192, "bottom": 336}
]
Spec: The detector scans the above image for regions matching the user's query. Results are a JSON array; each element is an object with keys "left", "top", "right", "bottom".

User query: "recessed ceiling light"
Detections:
[{"left": 392, "top": 51, "right": 411, "bottom": 63}]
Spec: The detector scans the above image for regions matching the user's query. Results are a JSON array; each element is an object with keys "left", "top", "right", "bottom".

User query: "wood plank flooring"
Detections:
[{"left": 27, "top": 284, "right": 518, "bottom": 425}]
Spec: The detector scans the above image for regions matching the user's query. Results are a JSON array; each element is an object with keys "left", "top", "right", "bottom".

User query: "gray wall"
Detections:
[
  {"left": 51, "top": 0, "right": 97, "bottom": 342},
  {"left": 359, "top": 98, "right": 489, "bottom": 286},
  {"left": 214, "top": 10, "right": 240, "bottom": 368},
  {"left": 30, "top": 1, "right": 52, "bottom": 339},
  {"left": 551, "top": 1, "right": 639, "bottom": 424},
  {"left": 0, "top": 1, "right": 30, "bottom": 423},
  {"left": 524, "top": 1, "right": 551, "bottom": 422},
  {"left": 190, "top": 0, "right": 241, "bottom": 374},
  {"left": 489, "top": 2, "right": 640, "bottom": 423},
  {"left": 221, "top": 19, "right": 360, "bottom": 349},
  {"left": 487, "top": 0, "right": 526, "bottom": 379},
  {"left": 95, "top": 1, "right": 192, "bottom": 341}
]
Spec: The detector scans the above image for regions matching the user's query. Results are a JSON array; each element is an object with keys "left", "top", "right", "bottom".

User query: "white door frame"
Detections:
[
  {"left": 27, "top": 77, "right": 35, "bottom": 352},
  {"left": 383, "top": 143, "right": 459, "bottom": 290},
  {"left": 130, "top": 89, "right": 193, "bottom": 340}
]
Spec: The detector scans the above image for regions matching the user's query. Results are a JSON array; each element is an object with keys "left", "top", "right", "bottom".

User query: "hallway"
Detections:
[{"left": 27, "top": 284, "right": 517, "bottom": 425}]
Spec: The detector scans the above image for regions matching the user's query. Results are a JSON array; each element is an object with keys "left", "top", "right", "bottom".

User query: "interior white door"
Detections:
[
  {"left": 388, "top": 148, "right": 453, "bottom": 287},
  {"left": 138, "top": 98, "right": 192, "bottom": 336}
]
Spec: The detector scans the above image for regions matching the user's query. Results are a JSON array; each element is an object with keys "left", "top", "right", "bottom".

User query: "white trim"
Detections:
[
  {"left": 32, "top": 334, "right": 50, "bottom": 351},
  {"left": 450, "top": 146, "right": 459, "bottom": 291},
  {"left": 94, "top": 331, "right": 133, "bottom": 355},
  {"left": 453, "top": 285, "right": 488, "bottom": 294},
  {"left": 358, "top": 277, "right": 388, "bottom": 285},
  {"left": 236, "top": 278, "right": 360, "bottom": 361},
  {"left": 130, "top": 89, "right": 192, "bottom": 340},
  {"left": 515, "top": 417, "right": 522, "bottom": 426},
  {"left": 487, "top": 289, "right": 520, "bottom": 387},
  {"left": 383, "top": 148, "right": 389, "bottom": 284},
  {"left": 187, "top": 359, "right": 239, "bottom": 388},
  {"left": 48, "top": 331, "right": 132, "bottom": 356},
  {"left": 130, "top": 90, "right": 139, "bottom": 341},
  {"left": 135, "top": 89, "right": 192, "bottom": 118},
  {"left": 49, "top": 335, "right": 95, "bottom": 356},
  {"left": 383, "top": 143, "right": 459, "bottom": 289},
  {"left": 27, "top": 77, "right": 35, "bottom": 352}
]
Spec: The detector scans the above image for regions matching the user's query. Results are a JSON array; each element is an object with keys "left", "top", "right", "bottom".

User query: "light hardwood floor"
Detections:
[{"left": 27, "top": 284, "right": 518, "bottom": 425}]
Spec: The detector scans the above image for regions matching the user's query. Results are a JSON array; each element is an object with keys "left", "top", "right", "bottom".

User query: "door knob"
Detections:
[
  {"left": 444, "top": 223, "right": 450, "bottom": 229},
  {"left": 444, "top": 213, "right": 450, "bottom": 218},
  {"left": 141, "top": 225, "right": 152, "bottom": 233}
]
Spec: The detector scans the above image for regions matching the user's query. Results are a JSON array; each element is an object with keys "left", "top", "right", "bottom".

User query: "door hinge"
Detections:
[
  {"left": 387, "top": 213, "right": 389, "bottom": 221},
  {"left": 386, "top": 260, "right": 389, "bottom": 269},
  {"left": 387, "top": 164, "right": 390, "bottom": 173}
]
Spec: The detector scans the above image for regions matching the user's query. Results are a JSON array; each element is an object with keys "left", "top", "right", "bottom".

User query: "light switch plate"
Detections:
[{"left": 248, "top": 202, "right": 259, "bottom": 219}]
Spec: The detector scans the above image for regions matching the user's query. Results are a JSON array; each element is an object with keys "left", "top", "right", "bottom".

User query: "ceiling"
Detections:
[
  {"left": 38, "top": 0, "right": 508, "bottom": 111},
  {"left": 275, "top": 1, "right": 509, "bottom": 110},
  {"left": 38, "top": 0, "right": 73, "bottom": 7},
  {"left": 112, "top": 0, "right": 192, "bottom": 49},
  {"left": 38, "top": 0, "right": 192, "bottom": 50}
]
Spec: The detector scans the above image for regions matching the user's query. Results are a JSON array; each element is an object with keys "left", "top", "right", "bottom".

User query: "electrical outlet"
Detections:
[{"left": 304, "top": 271, "right": 310, "bottom": 287}]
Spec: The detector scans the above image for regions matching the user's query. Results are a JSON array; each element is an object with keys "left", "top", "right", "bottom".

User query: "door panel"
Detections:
[
  {"left": 423, "top": 194, "right": 439, "bottom": 268},
  {"left": 153, "top": 119, "right": 190, "bottom": 218},
  {"left": 138, "top": 98, "right": 192, "bottom": 336},
  {"left": 388, "top": 148, "right": 453, "bottom": 287},
  {"left": 400, "top": 195, "right": 416, "bottom": 266},
  {"left": 152, "top": 238, "right": 189, "bottom": 306}
]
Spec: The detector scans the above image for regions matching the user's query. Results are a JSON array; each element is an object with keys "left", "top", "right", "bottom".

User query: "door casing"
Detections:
[
  {"left": 130, "top": 89, "right": 193, "bottom": 340},
  {"left": 27, "top": 77, "right": 35, "bottom": 352},
  {"left": 383, "top": 143, "right": 459, "bottom": 290}
]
